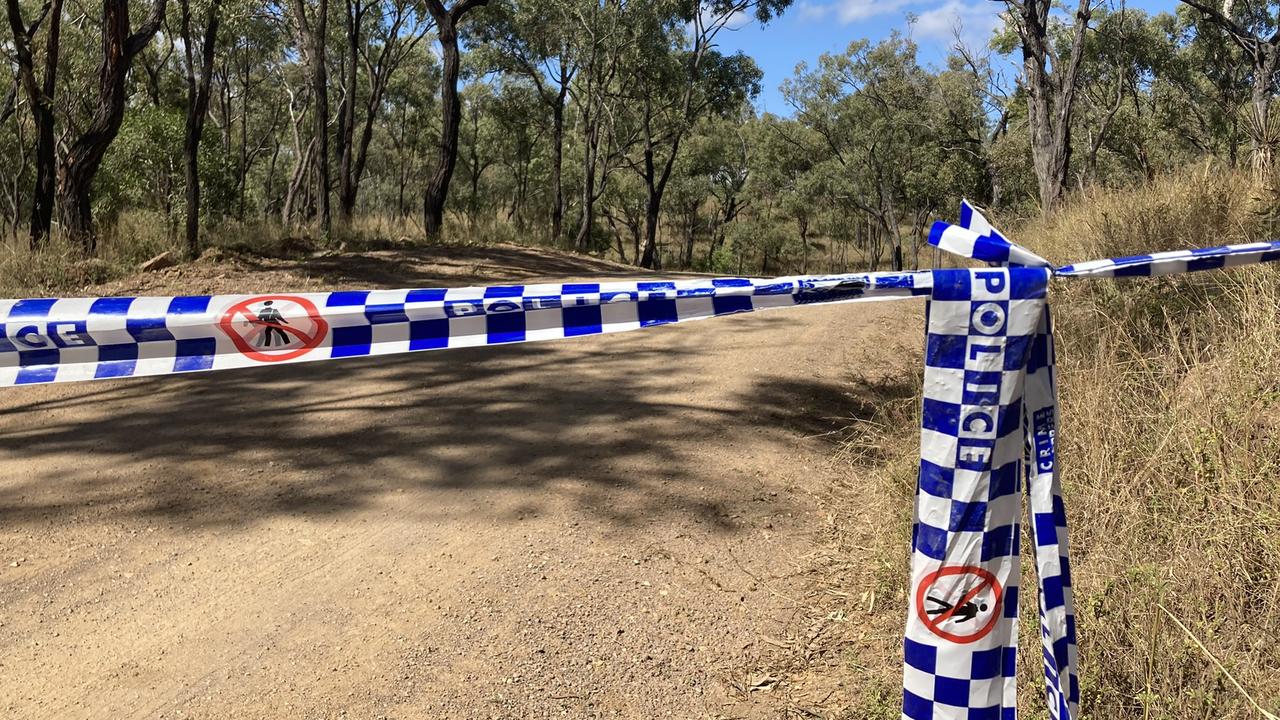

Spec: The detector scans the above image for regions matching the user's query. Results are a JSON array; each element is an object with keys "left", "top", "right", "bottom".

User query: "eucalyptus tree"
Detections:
[
  {"left": 56, "top": 0, "right": 168, "bottom": 250},
  {"left": 567, "top": 0, "right": 637, "bottom": 252},
  {"left": 473, "top": 0, "right": 578, "bottom": 241},
  {"left": 5, "top": 0, "right": 60, "bottom": 243},
  {"left": 626, "top": 0, "right": 779, "bottom": 268},
  {"left": 486, "top": 79, "right": 549, "bottom": 231},
  {"left": 998, "top": 0, "right": 1094, "bottom": 214},
  {"left": 179, "top": 0, "right": 223, "bottom": 255},
  {"left": 1156, "top": 6, "right": 1251, "bottom": 166},
  {"left": 421, "top": 0, "right": 490, "bottom": 238},
  {"left": 783, "top": 35, "right": 941, "bottom": 270},
  {"left": 288, "top": 0, "right": 331, "bottom": 234},
  {"left": 210, "top": 6, "right": 290, "bottom": 219},
  {"left": 1178, "top": 0, "right": 1280, "bottom": 172},
  {"left": 335, "top": 0, "right": 431, "bottom": 221}
]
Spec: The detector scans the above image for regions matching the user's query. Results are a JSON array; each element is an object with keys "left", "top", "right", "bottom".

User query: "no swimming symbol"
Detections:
[
  {"left": 218, "top": 295, "right": 330, "bottom": 363},
  {"left": 915, "top": 565, "right": 1003, "bottom": 644}
]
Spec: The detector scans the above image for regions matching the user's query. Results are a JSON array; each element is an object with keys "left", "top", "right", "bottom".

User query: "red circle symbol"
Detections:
[
  {"left": 915, "top": 565, "right": 1003, "bottom": 644},
  {"left": 218, "top": 295, "right": 330, "bottom": 363}
]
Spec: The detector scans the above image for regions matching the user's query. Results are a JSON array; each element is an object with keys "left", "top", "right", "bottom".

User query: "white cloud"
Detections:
[
  {"left": 798, "top": 0, "right": 1002, "bottom": 49},
  {"left": 797, "top": 0, "right": 911, "bottom": 24},
  {"left": 836, "top": 0, "right": 913, "bottom": 23},
  {"left": 912, "top": 0, "right": 1003, "bottom": 50}
]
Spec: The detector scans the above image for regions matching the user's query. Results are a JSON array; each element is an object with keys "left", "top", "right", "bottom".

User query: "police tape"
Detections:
[
  {"left": 0, "top": 273, "right": 930, "bottom": 386},
  {"left": 4, "top": 203, "right": 1279, "bottom": 720}
]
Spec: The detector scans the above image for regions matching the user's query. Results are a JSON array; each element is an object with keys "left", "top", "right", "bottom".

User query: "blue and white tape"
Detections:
[
  {"left": 5, "top": 201, "right": 1278, "bottom": 720},
  {"left": 1055, "top": 240, "right": 1280, "bottom": 277},
  {"left": 0, "top": 273, "right": 930, "bottom": 386}
]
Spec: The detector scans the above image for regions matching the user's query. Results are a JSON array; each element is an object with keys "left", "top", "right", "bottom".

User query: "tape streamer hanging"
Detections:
[
  {"left": 5, "top": 200, "right": 1280, "bottom": 720},
  {"left": 909, "top": 204, "right": 1078, "bottom": 720}
]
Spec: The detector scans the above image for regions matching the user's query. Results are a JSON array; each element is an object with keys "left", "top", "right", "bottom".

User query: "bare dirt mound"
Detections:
[{"left": 0, "top": 245, "right": 922, "bottom": 719}]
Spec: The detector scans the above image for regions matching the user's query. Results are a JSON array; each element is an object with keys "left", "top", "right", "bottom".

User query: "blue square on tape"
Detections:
[
  {"left": 638, "top": 298, "right": 678, "bottom": 327},
  {"left": 127, "top": 316, "right": 174, "bottom": 343},
  {"left": 982, "top": 524, "right": 1015, "bottom": 560},
  {"left": 930, "top": 270, "right": 972, "bottom": 301},
  {"left": 563, "top": 306, "right": 602, "bottom": 337},
  {"left": 966, "top": 705, "right": 1001, "bottom": 720},
  {"left": 904, "top": 637, "right": 937, "bottom": 673},
  {"left": 168, "top": 296, "right": 212, "bottom": 315},
  {"left": 711, "top": 295, "right": 753, "bottom": 315},
  {"left": 934, "top": 676, "right": 969, "bottom": 706},
  {"left": 327, "top": 291, "right": 370, "bottom": 307},
  {"left": 914, "top": 521, "right": 948, "bottom": 561},
  {"left": 366, "top": 304, "right": 409, "bottom": 325},
  {"left": 487, "top": 312, "right": 526, "bottom": 344},
  {"left": 89, "top": 297, "right": 135, "bottom": 316},
  {"left": 927, "top": 333, "right": 967, "bottom": 369},
  {"left": 949, "top": 499, "right": 987, "bottom": 533},
  {"left": 410, "top": 319, "right": 449, "bottom": 350},
  {"left": 174, "top": 338, "right": 217, "bottom": 372},
  {"left": 1003, "top": 586, "right": 1019, "bottom": 619},
  {"left": 406, "top": 289, "right": 447, "bottom": 303},
  {"left": 95, "top": 344, "right": 139, "bottom": 378},
  {"left": 903, "top": 690, "right": 934, "bottom": 720},
  {"left": 971, "top": 648, "right": 1001, "bottom": 680},
  {"left": 919, "top": 460, "right": 954, "bottom": 498},
  {"left": 332, "top": 326, "right": 372, "bottom": 357}
]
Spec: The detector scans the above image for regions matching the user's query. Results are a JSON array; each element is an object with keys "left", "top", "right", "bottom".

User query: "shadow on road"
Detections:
[{"left": 0, "top": 311, "right": 918, "bottom": 533}]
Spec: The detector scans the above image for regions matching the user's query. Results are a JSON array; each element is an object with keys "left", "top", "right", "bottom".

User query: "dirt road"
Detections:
[{"left": 0, "top": 246, "right": 921, "bottom": 719}]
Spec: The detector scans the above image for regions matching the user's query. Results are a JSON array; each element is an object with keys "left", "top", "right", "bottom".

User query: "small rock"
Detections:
[{"left": 139, "top": 251, "right": 176, "bottom": 273}]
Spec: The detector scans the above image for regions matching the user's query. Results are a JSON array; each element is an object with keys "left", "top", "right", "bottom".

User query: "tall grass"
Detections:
[
  {"left": 1019, "top": 166, "right": 1280, "bottom": 718},
  {"left": 800, "top": 166, "right": 1280, "bottom": 720}
]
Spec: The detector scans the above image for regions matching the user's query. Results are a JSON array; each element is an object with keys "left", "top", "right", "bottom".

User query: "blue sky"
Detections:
[{"left": 717, "top": 0, "right": 1181, "bottom": 114}]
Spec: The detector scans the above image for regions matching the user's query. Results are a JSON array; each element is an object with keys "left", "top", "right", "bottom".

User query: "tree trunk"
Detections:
[
  {"left": 574, "top": 112, "right": 598, "bottom": 252},
  {"left": 422, "top": 0, "right": 487, "bottom": 238},
  {"left": 56, "top": 0, "right": 167, "bottom": 252},
  {"left": 312, "top": 0, "right": 331, "bottom": 233},
  {"left": 550, "top": 86, "right": 566, "bottom": 242},
  {"left": 284, "top": 138, "right": 316, "bottom": 225},
  {"left": 639, "top": 193, "right": 660, "bottom": 269},
  {"left": 5, "top": 0, "right": 62, "bottom": 245},
  {"left": 336, "top": 0, "right": 361, "bottom": 221},
  {"left": 181, "top": 0, "right": 221, "bottom": 257},
  {"left": 799, "top": 217, "right": 809, "bottom": 274},
  {"left": 1009, "top": 0, "right": 1091, "bottom": 216},
  {"left": 291, "top": 0, "right": 331, "bottom": 235}
]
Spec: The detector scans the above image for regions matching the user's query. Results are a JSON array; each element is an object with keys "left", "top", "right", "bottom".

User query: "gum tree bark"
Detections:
[
  {"left": 55, "top": 0, "right": 167, "bottom": 252},
  {"left": 5, "top": 0, "right": 61, "bottom": 244},
  {"left": 421, "top": 0, "right": 488, "bottom": 238},
  {"left": 1002, "top": 0, "right": 1093, "bottom": 215},
  {"left": 180, "top": 0, "right": 222, "bottom": 256}
]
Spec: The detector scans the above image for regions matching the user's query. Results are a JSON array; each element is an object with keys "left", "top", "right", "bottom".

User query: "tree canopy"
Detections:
[{"left": 0, "top": 0, "right": 1275, "bottom": 272}]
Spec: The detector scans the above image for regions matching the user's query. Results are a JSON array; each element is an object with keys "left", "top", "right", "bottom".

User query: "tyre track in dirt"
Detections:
[{"left": 0, "top": 247, "right": 922, "bottom": 719}]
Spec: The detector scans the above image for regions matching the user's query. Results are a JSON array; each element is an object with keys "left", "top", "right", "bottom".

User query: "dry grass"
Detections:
[
  {"left": 1022, "top": 166, "right": 1280, "bottom": 719},
  {"left": 785, "top": 165, "right": 1280, "bottom": 719},
  {"left": 0, "top": 211, "right": 535, "bottom": 299}
]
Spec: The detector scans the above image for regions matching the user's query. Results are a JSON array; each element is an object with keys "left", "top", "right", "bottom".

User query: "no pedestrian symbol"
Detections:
[
  {"left": 218, "top": 295, "right": 329, "bottom": 363},
  {"left": 914, "top": 565, "right": 1003, "bottom": 644}
]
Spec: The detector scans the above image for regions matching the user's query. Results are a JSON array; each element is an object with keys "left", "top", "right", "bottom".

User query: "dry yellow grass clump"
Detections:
[{"left": 1019, "top": 166, "right": 1280, "bottom": 718}]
